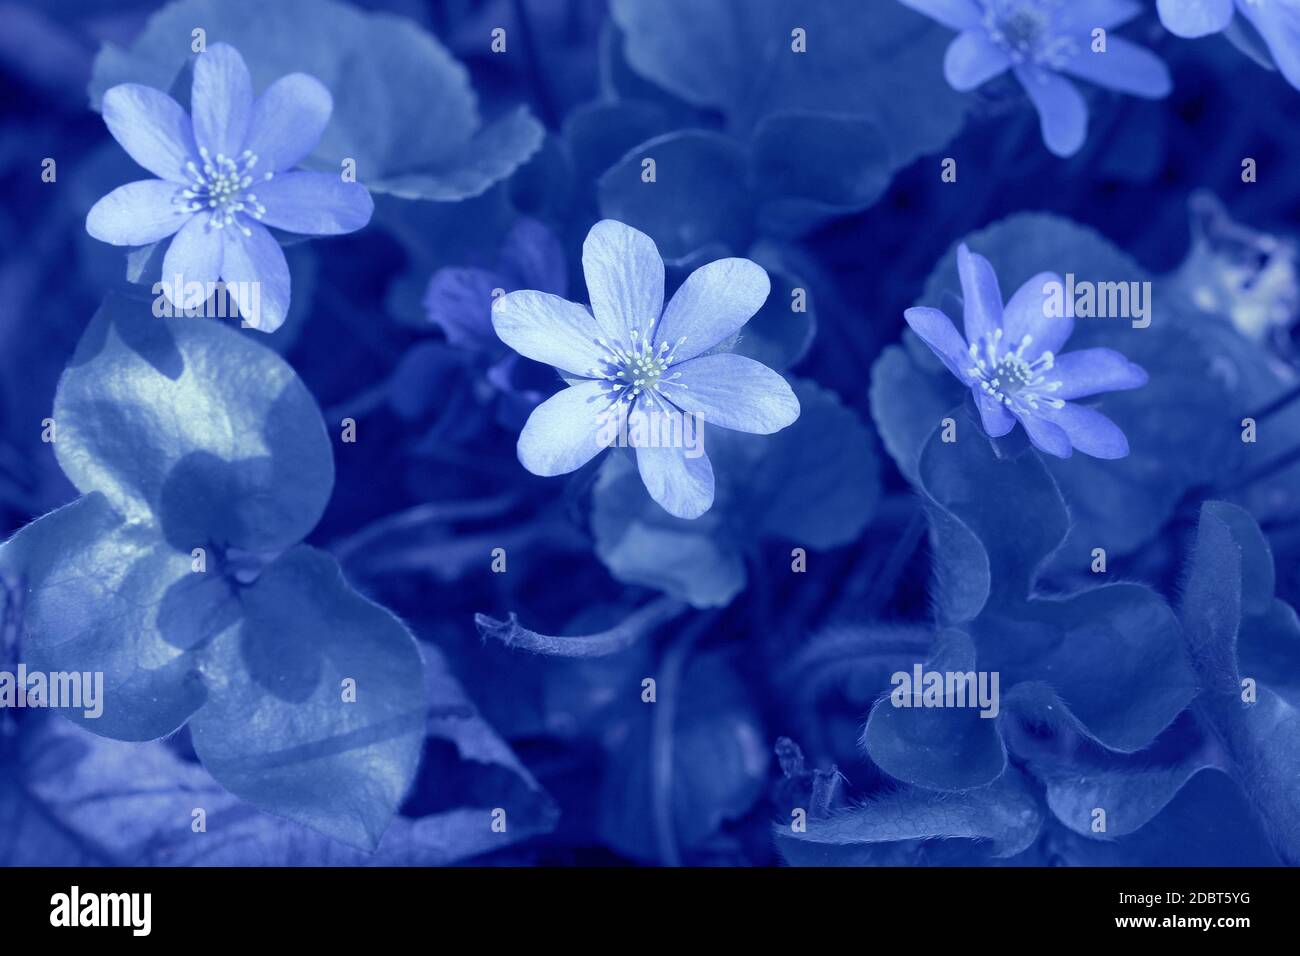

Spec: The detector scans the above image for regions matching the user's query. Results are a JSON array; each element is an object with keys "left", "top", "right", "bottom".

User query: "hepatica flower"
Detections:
[
  {"left": 493, "top": 220, "right": 800, "bottom": 519},
  {"left": 425, "top": 218, "right": 568, "bottom": 356},
  {"left": 1158, "top": 0, "right": 1300, "bottom": 89},
  {"left": 86, "top": 43, "right": 373, "bottom": 332},
  {"left": 900, "top": 0, "right": 1172, "bottom": 156},
  {"left": 905, "top": 244, "right": 1148, "bottom": 458}
]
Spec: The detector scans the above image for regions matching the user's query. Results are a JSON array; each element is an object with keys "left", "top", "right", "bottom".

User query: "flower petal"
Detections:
[
  {"left": 903, "top": 306, "right": 974, "bottom": 382},
  {"left": 655, "top": 258, "right": 771, "bottom": 362},
  {"left": 1051, "top": 348, "right": 1149, "bottom": 400},
  {"left": 85, "top": 180, "right": 187, "bottom": 245},
  {"left": 957, "top": 244, "right": 1003, "bottom": 345},
  {"left": 1016, "top": 411, "right": 1073, "bottom": 458},
  {"left": 977, "top": 392, "right": 1016, "bottom": 437},
  {"left": 1239, "top": 0, "right": 1300, "bottom": 90},
  {"left": 244, "top": 73, "right": 332, "bottom": 172},
  {"left": 191, "top": 43, "right": 254, "bottom": 161},
  {"left": 425, "top": 266, "right": 510, "bottom": 351},
  {"left": 1042, "top": 402, "right": 1130, "bottom": 458},
  {"left": 897, "top": 0, "right": 984, "bottom": 31},
  {"left": 1015, "top": 66, "right": 1088, "bottom": 158},
  {"left": 220, "top": 220, "right": 290, "bottom": 332},
  {"left": 1093, "top": 0, "right": 1145, "bottom": 30},
  {"left": 666, "top": 353, "right": 799, "bottom": 434},
  {"left": 493, "top": 290, "right": 607, "bottom": 377},
  {"left": 582, "top": 219, "right": 664, "bottom": 345},
  {"left": 1061, "top": 38, "right": 1172, "bottom": 98},
  {"left": 944, "top": 30, "right": 1012, "bottom": 91},
  {"left": 1060, "top": 0, "right": 1144, "bottom": 32},
  {"left": 162, "top": 214, "right": 224, "bottom": 305},
  {"left": 101, "top": 84, "right": 198, "bottom": 183},
  {"left": 255, "top": 171, "right": 373, "bottom": 235},
  {"left": 636, "top": 442, "right": 715, "bottom": 520},
  {"left": 1156, "top": 0, "right": 1235, "bottom": 38},
  {"left": 1002, "top": 270, "right": 1072, "bottom": 360},
  {"left": 517, "top": 380, "right": 614, "bottom": 477},
  {"left": 500, "top": 218, "right": 568, "bottom": 296}
]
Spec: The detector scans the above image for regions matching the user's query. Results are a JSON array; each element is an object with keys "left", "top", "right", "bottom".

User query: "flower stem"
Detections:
[
  {"left": 1245, "top": 381, "right": 1300, "bottom": 423},
  {"left": 1218, "top": 443, "right": 1300, "bottom": 493},
  {"left": 651, "top": 613, "right": 714, "bottom": 867},
  {"left": 331, "top": 494, "right": 519, "bottom": 562},
  {"left": 475, "top": 595, "right": 687, "bottom": 658},
  {"left": 322, "top": 381, "right": 390, "bottom": 425}
]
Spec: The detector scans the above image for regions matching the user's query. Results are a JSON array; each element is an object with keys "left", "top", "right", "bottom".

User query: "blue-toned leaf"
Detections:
[
  {"left": 977, "top": 584, "right": 1196, "bottom": 752},
  {"left": 869, "top": 343, "right": 959, "bottom": 484},
  {"left": 921, "top": 213, "right": 1235, "bottom": 563},
  {"left": 0, "top": 715, "right": 123, "bottom": 865},
  {"left": 778, "top": 623, "right": 933, "bottom": 732},
  {"left": 918, "top": 403, "right": 1069, "bottom": 607},
  {"left": 734, "top": 247, "right": 817, "bottom": 371},
  {"left": 508, "top": 133, "right": 576, "bottom": 222},
  {"left": 1182, "top": 501, "right": 1300, "bottom": 863},
  {"left": 610, "top": 0, "right": 967, "bottom": 169},
  {"left": 862, "top": 629, "right": 1007, "bottom": 791},
  {"left": 752, "top": 111, "right": 892, "bottom": 237},
  {"left": 592, "top": 453, "right": 748, "bottom": 608},
  {"left": 1239, "top": 599, "right": 1300, "bottom": 701},
  {"left": 373, "top": 107, "right": 546, "bottom": 202},
  {"left": 735, "top": 380, "right": 879, "bottom": 547},
  {"left": 592, "top": 381, "right": 879, "bottom": 607},
  {"left": 914, "top": 417, "right": 1196, "bottom": 750},
  {"left": 89, "top": 0, "right": 541, "bottom": 201},
  {"left": 1011, "top": 710, "right": 1218, "bottom": 838},
  {"left": 1, "top": 493, "right": 207, "bottom": 740},
  {"left": 4, "top": 644, "right": 553, "bottom": 865},
  {"left": 598, "top": 653, "right": 768, "bottom": 862},
  {"left": 1045, "top": 771, "right": 1281, "bottom": 866},
  {"left": 563, "top": 99, "right": 673, "bottom": 186},
  {"left": 776, "top": 768, "right": 1042, "bottom": 865},
  {"left": 0, "top": 293, "right": 427, "bottom": 850},
  {"left": 187, "top": 546, "right": 427, "bottom": 851},
  {"left": 1183, "top": 501, "right": 1249, "bottom": 693},
  {"left": 924, "top": 496, "right": 991, "bottom": 626},
  {"left": 380, "top": 189, "right": 519, "bottom": 326},
  {"left": 597, "top": 130, "right": 753, "bottom": 265},
  {"left": 55, "top": 293, "right": 333, "bottom": 551}
]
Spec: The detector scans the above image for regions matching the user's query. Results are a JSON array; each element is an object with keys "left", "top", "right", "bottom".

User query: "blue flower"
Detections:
[
  {"left": 1158, "top": 0, "right": 1300, "bottom": 90},
  {"left": 493, "top": 220, "right": 801, "bottom": 519},
  {"left": 424, "top": 217, "right": 567, "bottom": 415},
  {"left": 85, "top": 42, "right": 373, "bottom": 332},
  {"left": 904, "top": 243, "right": 1148, "bottom": 458},
  {"left": 425, "top": 218, "right": 568, "bottom": 356},
  {"left": 900, "top": 0, "right": 1172, "bottom": 156}
]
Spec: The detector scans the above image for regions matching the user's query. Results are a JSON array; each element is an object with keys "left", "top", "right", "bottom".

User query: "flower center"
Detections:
[
  {"left": 175, "top": 147, "right": 271, "bottom": 236},
  {"left": 967, "top": 329, "right": 1064, "bottom": 412},
  {"left": 984, "top": 0, "right": 1077, "bottom": 68},
  {"left": 589, "top": 327, "right": 688, "bottom": 406}
]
